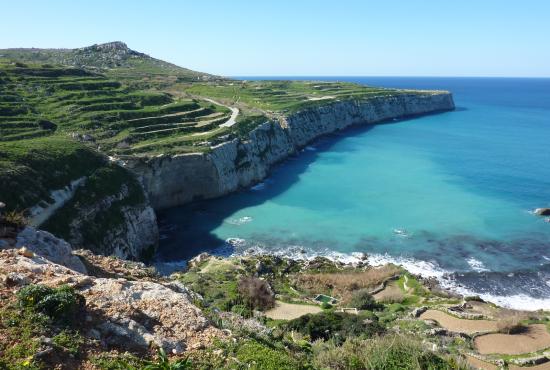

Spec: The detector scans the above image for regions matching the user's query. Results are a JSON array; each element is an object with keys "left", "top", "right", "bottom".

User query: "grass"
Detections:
[{"left": 184, "top": 79, "right": 435, "bottom": 114}]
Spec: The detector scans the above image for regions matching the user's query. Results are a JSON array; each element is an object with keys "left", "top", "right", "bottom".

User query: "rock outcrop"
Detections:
[
  {"left": 0, "top": 227, "right": 87, "bottom": 273},
  {"left": 126, "top": 92, "right": 455, "bottom": 210},
  {"left": 0, "top": 248, "right": 224, "bottom": 353},
  {"left": 535, "top": 208, "right": 550, "bottom": 216}
]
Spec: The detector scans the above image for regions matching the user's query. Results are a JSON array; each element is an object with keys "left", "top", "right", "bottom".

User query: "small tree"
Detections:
[
  {"left": 238, "top": 277, "right": 275, "bottom": 311},
  {"left": 349, "top": 289, "right": 381, "bottom": 310}
]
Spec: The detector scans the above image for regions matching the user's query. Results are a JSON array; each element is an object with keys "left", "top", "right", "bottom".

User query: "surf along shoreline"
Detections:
[{"left": 154, "top": 99, "right": 549, "bottom": 312}]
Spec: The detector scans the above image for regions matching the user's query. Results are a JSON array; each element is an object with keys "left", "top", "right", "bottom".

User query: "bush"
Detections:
[
  {"left": 379, "top": 291, "right": 405, "bottom": 304},
  {"left": 238, "top": 277, "right": 275, "bottom": 311},
  {"left": 286, "top": 312, "right": 384, "bottom": 342},
  {"left": 235, "top": 340, "right": 300, "bottom": 370},
  {"left": 313, "top": 335, "right": 462, "bottom": 370},
  {"left": 17, "top": 284, "right": 85, "bottom": 322},
  {"left": 53, "top": 330, "right": 84, "bottom": 356},
  {"left": 349, "top": 289, "right": 381, "bottom": 310}
]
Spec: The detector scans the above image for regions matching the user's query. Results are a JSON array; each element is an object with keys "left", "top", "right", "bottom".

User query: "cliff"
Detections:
[
  {"left": 125, "top": 92, "right": 455, "bottom": 210},
  {"left": 40, "top": 164, "right": 158, "bottom": 260}
]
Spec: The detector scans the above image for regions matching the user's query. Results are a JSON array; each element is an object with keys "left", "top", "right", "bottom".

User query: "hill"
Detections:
[{"left": 0, "top": 41, "right": 221, "bottom": 81}]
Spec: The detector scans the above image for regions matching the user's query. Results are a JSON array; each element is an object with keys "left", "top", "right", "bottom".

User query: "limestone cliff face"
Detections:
[
  {"left": 58, "top": 184, "right": 159, "bottom": 260},
  {"left": 127, "top": 92, "right": 454, "bottom": 210},
  {"left": 38, "top": 166, "right": 159, "bottom": 261}
]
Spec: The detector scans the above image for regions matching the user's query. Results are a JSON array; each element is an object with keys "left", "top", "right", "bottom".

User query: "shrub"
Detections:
[
  {"left": 17, "top": 284, "right": 85, "bottom": 322},
  {"left": 238, "top": 277, "right": 275, "bottom": 311},
  {"left": 235, "top": 340, "right": 300, "bottom": 370},
  {"left": 349, "top": 289, "right": 381, "bottom": 310},
  {"left": 286, "top": 312, "right": 384, "bottom": 342},
  {"left": 313, "top": 335, "right": 462, "bottom": 370},
  {"left": 379, "top": 291, "right": 405, "bottom": 304},
  {"left": 231, "top": 304, "right": 253, "bottom": 318},
  {"left": 53, "top": 330, "right": 84, "bottom": 356}
]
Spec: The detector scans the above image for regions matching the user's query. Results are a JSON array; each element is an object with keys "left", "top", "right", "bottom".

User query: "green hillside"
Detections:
[{"left": 0, "top": 41, "right": 221, "bottom": 82}]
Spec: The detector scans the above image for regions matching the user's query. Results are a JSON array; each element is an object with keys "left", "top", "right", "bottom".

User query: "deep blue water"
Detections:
[{"left": 158, "top": 77, "right": 550, "bottom": 310}]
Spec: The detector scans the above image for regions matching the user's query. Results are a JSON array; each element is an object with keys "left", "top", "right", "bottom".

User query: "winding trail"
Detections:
[{"left": 203, "top": 98, "right": 239, "bottom": 127}]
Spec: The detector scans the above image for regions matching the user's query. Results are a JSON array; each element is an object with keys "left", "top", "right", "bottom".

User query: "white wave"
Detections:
[
  {"left": 225, "top": 237, "right": 247, "bottom": 248},
  {"left": 210, "top": 243, "right": 548, "bottom": 311},
  {"left": 466, "top": 257, "right": 490, "bottom": 272},
  {"left": 447, "top": 284, "right": 550, "bottom": 310},
  {"left": 250, "top": 182, "right": 266, "bottom": 191},
  {"left": 392, "top": 228, "right": 411, "bottom": 238},
  {"left": 226, "top": 216, "right": 253, "bottom": 225},
  {"left": 304, "top": 146, "right": 317, "bottom": 151}
]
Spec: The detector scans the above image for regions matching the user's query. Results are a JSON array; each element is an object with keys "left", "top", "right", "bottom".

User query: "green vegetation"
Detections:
[
  {"left": 0, "top": 41, "right": 221, "bottom": 82},
  {"left": 1, "top": 285, "right": 86, "bottom": 369},
  {"left": 16, "top": 284, "right": 84, "bottom": 323},
  {"left": 312, "top": 335, "right": 465, "bottom": 370},
  {"left": 285, "top": 311, "right": 384, "bottom": 342},
  {"left": 349, "top": 289, "right": 382, "bottom": 310},
  {"left": 42, "top": 163, "right": 146, "bottom": 252},
  {"left": 185, "top": 79, "right": 420, "bottom": 114}
]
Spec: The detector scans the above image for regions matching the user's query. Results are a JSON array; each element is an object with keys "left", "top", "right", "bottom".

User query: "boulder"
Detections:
[
  {"left": 0, "top": 250, "right": 226, "bottom": 353},
  {"left": 15, "top": 227, "right": 87, "bottom": 273},
  {"left": 535, "top": 208, "right": 550, "bottom": 216}
]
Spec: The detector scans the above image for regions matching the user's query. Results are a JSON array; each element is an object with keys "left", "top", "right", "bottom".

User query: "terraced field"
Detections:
[
  {"left": 185, "top": 79, "right": 417, "bottom": 114},
  {"left": 0, "top": 60, "right": 233, "bottom": 156}
]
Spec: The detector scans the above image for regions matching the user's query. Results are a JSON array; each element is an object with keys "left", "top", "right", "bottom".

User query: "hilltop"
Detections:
[{"left": 0, "top": 41, "right": 220, "bottom": 81}]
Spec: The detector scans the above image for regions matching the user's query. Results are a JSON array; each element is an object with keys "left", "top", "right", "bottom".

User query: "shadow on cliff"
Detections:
[{"left": 155, "top": 113, "right": 447, "bottom": 262}]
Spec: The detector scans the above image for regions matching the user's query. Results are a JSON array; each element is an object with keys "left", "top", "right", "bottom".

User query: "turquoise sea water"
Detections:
[{"left": 158, "top": 77, "right": 550, "bottom": 310}]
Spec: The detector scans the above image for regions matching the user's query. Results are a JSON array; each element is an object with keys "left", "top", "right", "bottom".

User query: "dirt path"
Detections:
[
  {"left": 475, "top": 324, "right": 550, "bottom": 355},
  {"left": 265, "top": 300, "right": 322, "bottom": 320},
  {"left": 419, "top": 309, "right": 498, "bottom": 334},
  {"left": 203, "top": 98, "right": 239, "bottom": 127}
]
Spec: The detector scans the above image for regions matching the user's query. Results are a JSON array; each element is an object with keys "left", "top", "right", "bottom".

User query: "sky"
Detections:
[{"left": 1, "top": 0, "right": 549, "bottom": 77}]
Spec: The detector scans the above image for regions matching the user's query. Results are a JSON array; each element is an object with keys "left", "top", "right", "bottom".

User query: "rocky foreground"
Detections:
[{"left": 2, "top": 227, "right": 550, "bottom": 369}]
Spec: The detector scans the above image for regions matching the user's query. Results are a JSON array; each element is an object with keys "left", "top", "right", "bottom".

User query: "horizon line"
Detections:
[{"left": 231, "top": 75, "right": 550, "bottom": 79}]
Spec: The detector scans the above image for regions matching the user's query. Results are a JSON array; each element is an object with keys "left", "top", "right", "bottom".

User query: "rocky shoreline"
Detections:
[{"left": 1, "top": 226, "right": 549, "bottom": 369}]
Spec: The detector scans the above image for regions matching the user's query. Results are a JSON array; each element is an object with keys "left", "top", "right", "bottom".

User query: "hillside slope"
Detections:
[{"left": 0, "top": 41, "right": 221, "bottom": 81}]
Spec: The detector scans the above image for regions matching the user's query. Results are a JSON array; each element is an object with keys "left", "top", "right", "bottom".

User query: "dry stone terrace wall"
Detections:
[{"left": 126, "top": 92, "right": 455, "bottom": 210}]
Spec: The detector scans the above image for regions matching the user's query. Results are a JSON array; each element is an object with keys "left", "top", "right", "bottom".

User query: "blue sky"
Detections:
[{"left": 1, "top": 0, "right": 549, "bottom": 77}]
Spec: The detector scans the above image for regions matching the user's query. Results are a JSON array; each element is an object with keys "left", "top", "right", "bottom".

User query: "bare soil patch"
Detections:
[
  {"left": 419, "top": 309, "right": 498, "bottom": 334},
  {"left": 474, "top": 324, "right": 550, "bottom": 355},
  {"left": 264, "top": 300, "right": 322, "bottom": 320}
]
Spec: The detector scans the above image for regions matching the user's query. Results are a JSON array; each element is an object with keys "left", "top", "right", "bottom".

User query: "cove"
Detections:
[{"left": 157, "top": 77, "right": 550, "bottom": 309}]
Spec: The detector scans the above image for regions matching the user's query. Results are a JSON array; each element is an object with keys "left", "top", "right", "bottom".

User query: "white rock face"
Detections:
[
  {"left": 66, "top": 184, "right": 158, "bottom": 260},
  {"left": 128, "top": 93, "right": 455, "bottom": 210},
  {"left": 28, "top": 177, "right": 86, "bottom": 227},
  {"left": 13, "top": 227, "right": 87, "bottom": 273},
  {"left": 0, "top": 249, "right": 224, "bottom": 352}
]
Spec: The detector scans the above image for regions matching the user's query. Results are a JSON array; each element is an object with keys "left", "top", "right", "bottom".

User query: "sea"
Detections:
[{"left": 156, "top": 77, "right": 550, "bottom": 311}]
